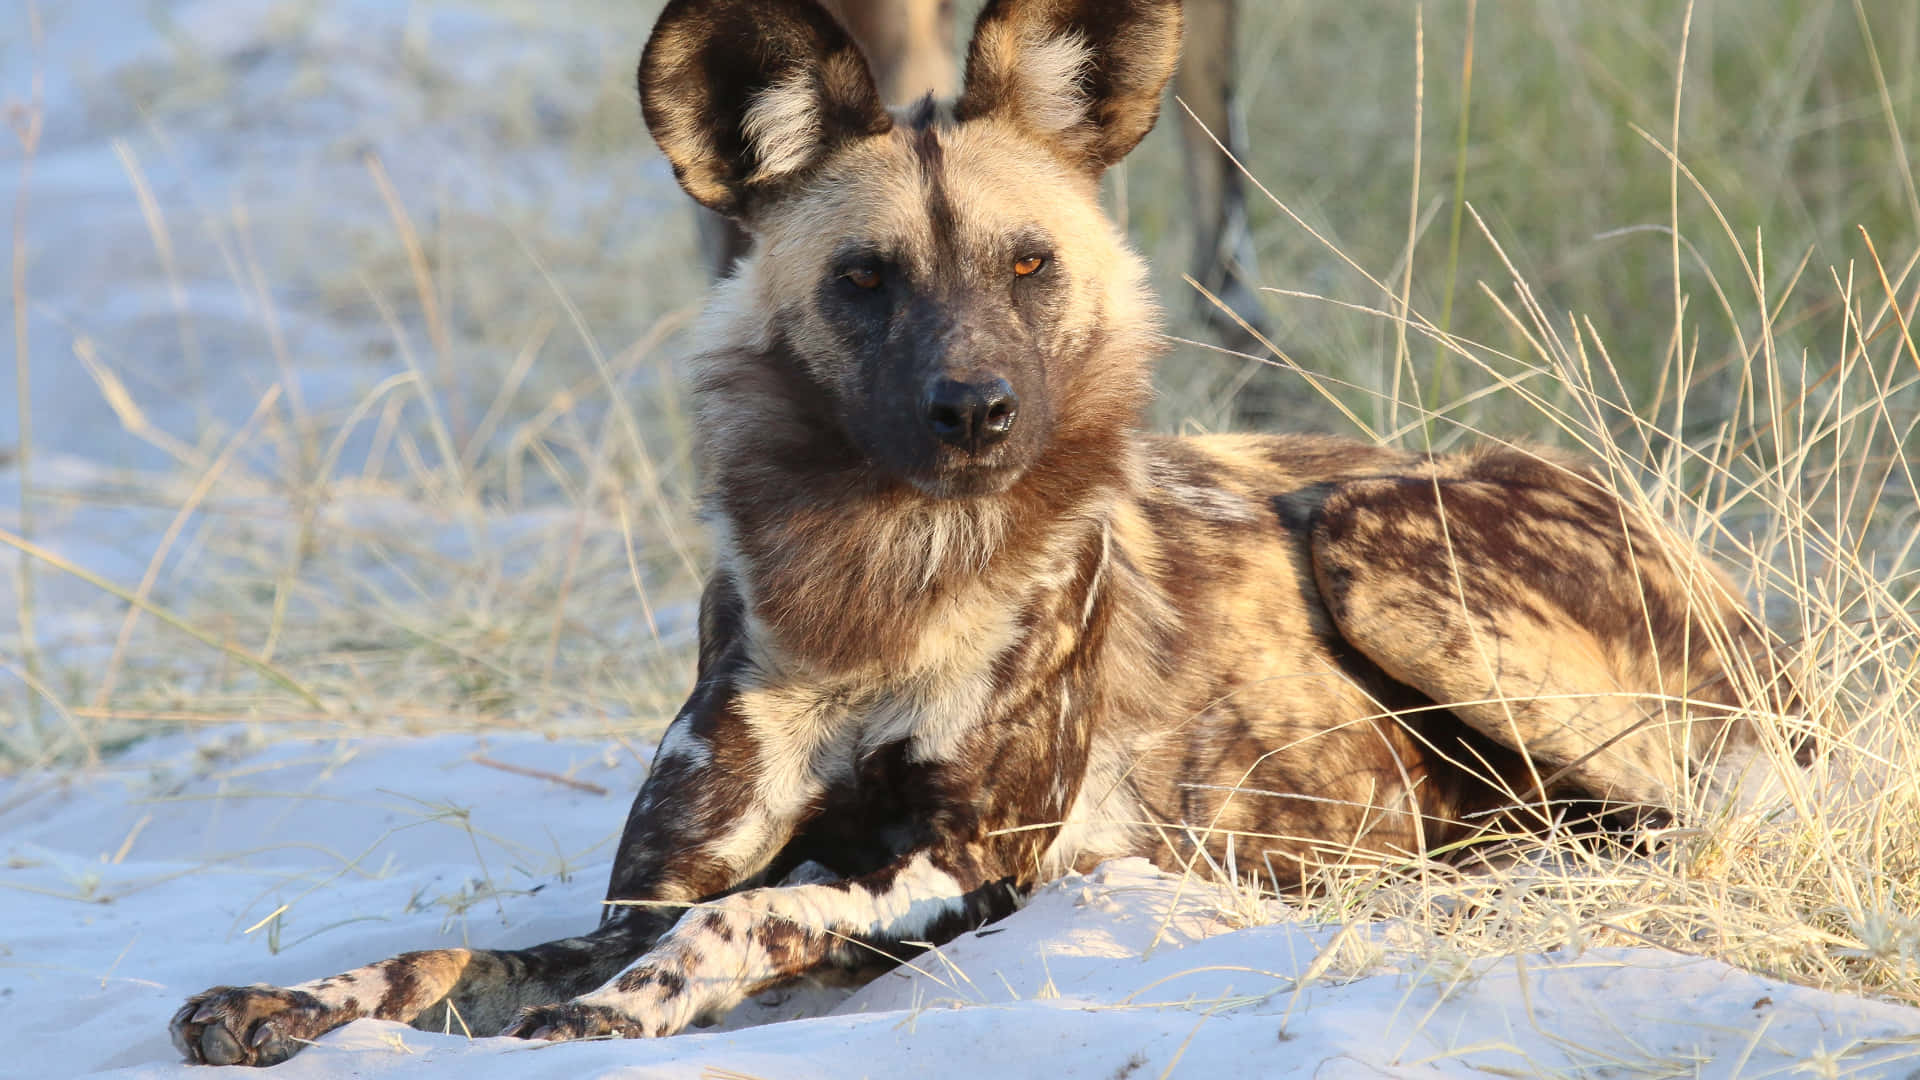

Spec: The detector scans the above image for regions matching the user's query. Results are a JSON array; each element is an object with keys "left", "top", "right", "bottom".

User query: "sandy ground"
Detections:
[{"left": 8, "top": 730, "right": 1920, "bottom": 1079}]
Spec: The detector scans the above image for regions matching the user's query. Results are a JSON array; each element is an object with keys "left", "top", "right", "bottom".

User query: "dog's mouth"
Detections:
[{"left": 904, "top": 455, "right": 1026, "bottom": 499}]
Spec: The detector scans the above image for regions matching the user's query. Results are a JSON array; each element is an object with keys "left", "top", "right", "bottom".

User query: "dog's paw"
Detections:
[
  {"left": 169, "top": 985, "right": 338, "bottom": 1067},
  {"left": 502, "top": 1001, "right": 649, "bottom": 1043}
]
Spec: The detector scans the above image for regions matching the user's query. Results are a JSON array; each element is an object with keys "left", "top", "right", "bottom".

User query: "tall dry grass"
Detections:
[{"left": 1155, "top": 0, "right": 1920, "bottom": 1010}]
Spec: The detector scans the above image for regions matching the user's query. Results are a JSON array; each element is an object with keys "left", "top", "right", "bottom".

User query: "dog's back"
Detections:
[{"left": 1055, "top": 433, "right": 1791, "bottom": 884}]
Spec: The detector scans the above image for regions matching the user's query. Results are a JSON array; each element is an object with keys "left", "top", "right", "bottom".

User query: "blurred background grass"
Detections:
[
  {"left": 0, "top": 0, "right": 1914, "bottom": 770},
  {"left": 1146, "top": 1, "right": 1918, "bottom": 435}
]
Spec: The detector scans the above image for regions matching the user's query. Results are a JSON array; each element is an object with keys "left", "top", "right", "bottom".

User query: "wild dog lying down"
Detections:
[{"left": 171, "top": 0, "right": 1798, "bottom": 1064}]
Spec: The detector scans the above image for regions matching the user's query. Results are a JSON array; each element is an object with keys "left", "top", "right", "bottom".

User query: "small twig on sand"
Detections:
[{"left": 468, "top": 754, "right": 608, "bottom": 796}]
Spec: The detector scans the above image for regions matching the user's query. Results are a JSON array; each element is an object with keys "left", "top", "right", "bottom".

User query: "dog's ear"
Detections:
[
  {"left": 955, "top": 0, "right": 1182, "bottom": 174},
  {"left": 640, "top": 0, "right": 893, "bottom": 218}
]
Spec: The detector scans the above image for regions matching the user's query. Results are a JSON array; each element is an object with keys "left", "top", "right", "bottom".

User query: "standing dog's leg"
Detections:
[
  {"left": 1303, "top": 448, "right": 1790, "bottom": 811},
  {"left": 172, "top": 580, "right": 804, "bottom": 1067},
  {"left": 696, "top": 206, "right": 754, "bottom": 279},
  {"left": 1174, "top": 0, "right": 1279, "bottom": 425}
]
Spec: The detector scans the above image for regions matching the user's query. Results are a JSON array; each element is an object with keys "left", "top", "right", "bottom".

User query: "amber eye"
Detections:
[
  {"left": 845, "top": 267, "right": 883, "bottom": 290},
  {"left": 1013, "top": 255, "right": 1047, "bottom": 277}
]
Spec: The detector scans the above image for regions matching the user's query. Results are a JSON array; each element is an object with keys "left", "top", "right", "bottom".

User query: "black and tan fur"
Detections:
[{"left": 170, "top": 0, "right": 1800, "bottom": 1065}]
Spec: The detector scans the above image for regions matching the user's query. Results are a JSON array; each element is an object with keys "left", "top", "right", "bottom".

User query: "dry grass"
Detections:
[
  {"left": 1149, "top": 0, "right": 1920, "bottom": 1010},
  {"left": 1, "top": 0, "right": 1916, "bottom": 1021}
]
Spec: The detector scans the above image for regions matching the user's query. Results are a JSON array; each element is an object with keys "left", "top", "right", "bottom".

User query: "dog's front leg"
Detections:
[
  {"left": 171, "top": 579, "right": 814, "bottom": 1065},
  {"left": 170, "top": 693, "right": 793, "bottom": 1065},
  {"left": 170, "top": 687, "right": 805, "bottom": 1064},
  {"left": 502, "top": 841, "right": 1018, "bottom": 1040}
]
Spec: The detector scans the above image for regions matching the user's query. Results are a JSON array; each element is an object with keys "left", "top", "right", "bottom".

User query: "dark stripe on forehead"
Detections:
[
  {"left": 914, "top": 122, "right": 957, "bottom": 259},
  {"left": 912, "top": 120, "right": 944, "bottom": 178}
]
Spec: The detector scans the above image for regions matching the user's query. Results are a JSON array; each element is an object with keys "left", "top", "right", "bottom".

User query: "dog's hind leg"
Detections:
[{"left": 1301, "top": 448, "right": 1788, "bottom": 814}]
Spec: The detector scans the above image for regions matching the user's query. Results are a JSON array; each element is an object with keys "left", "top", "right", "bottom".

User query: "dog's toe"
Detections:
[
  {"left": 245, "top": 1017, "right": 303, "bottom": 1067},
  {"left": 197, "top": 1022, "right": 246, "bottom": 1067}
]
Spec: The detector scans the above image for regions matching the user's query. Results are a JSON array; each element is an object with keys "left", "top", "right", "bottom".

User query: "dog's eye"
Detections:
[
  {"left": 1013, "top": 255, "right": 1047, "bottom": 278},
  {"left": 844, "top": 267, "right": 883, "bottom": 290}
]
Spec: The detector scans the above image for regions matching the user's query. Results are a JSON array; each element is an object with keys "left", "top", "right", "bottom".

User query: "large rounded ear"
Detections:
[
  {"left": 640, "top": 0, "right": 893, "bottom": 218},
  {"left": 955, "top": 0, "right": 1182, "bottom": 174}
]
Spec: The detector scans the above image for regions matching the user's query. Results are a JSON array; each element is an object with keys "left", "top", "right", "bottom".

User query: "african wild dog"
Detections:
[
  {"left": 171, "top": 0, "right": 1801, "bottom": 1064},
  {"left": 693, "top": 0, "right": 1271, "bottom": 406}
]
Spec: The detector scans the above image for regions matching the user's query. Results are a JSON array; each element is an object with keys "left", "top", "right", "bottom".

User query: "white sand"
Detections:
[{"left": 6, "top": 730, "right": 1919, "bottom": 1079}]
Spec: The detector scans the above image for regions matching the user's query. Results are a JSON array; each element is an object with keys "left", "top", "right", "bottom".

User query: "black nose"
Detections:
[{"left": 924, "top": 377, "right": 1018, "bottom": 453}]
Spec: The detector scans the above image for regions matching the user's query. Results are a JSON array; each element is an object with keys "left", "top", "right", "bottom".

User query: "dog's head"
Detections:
[{"left": 641, "top": 0, "right": 1177, "bottom": 499}]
